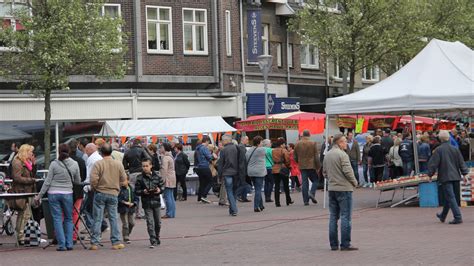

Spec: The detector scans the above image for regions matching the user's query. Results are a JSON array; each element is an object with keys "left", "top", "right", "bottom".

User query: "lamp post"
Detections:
[{"left": 258, "top": 55, "right": 273, "bottom": 139}]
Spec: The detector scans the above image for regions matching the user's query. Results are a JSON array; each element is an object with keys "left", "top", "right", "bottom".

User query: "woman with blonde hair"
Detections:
[
  {"left": 389, "top": 138, "right": 404, "bottom": 178},
  {"left": 11, "top": 144, "right": 36, "bottom": 245},
  {"left": 361, "top": 135, "right": 374, "bottom": 187}
]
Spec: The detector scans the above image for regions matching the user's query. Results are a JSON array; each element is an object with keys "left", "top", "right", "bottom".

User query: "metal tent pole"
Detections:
[
  {"left": 411, "top": 113, "right": 420, "bottom": 175},
  {"left": 323, "top": 115, "right": 330, "bottom": 209},
  {"left": 55, "top": 122, "right": 59, "bottom": 160}
]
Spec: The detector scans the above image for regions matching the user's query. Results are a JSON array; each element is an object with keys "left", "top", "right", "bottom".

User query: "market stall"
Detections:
[
  {"left": 235, "top": 111, "right": 326, "bottom": 135},
  {"left": 325, "top": 39, "right": 474, "bottom": 208}
]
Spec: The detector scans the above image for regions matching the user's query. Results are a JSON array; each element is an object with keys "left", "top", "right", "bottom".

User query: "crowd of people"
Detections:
[{"left": 0, "top": 126, "right": 471, "bottom": 251}]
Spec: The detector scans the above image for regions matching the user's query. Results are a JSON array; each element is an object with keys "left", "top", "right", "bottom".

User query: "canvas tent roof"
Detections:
[
  {"left": 0, "top": 126, "right": 32, "bottom": 141},
  {"left": 326, "top": 39, "right": 474, "bottom": 115},
  {"left": 98, "top": 116, "right": 236, "bottom": 137}
]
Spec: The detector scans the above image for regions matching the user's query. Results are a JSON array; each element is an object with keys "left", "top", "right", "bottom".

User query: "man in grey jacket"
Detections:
[
  {"left": 428, "top": 130, "right": 469, "bottom": 225},
  {"left": 323, "top": 134, "right": 358, "bottom": 251},
  {"left": 218, "top": 135, "right": 239, "bottom": 216}
]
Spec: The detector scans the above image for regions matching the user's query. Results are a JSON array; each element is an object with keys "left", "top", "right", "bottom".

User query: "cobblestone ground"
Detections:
[{"left": 1, "top": 188, "right": 473, "bottom": 265}]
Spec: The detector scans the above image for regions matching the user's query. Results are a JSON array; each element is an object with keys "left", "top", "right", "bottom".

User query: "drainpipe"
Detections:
[
  {"left": 240, "top": 0, "right": 247, "bottom": 119},
  {"left": 212, "top": 0, "right": 222, "bottom": 93},
  {"left": 286, "top": 30, "right": 290, "bottom": 85},
  {"left": 133, "top": 0, "right": 143, "bottom": 83}
]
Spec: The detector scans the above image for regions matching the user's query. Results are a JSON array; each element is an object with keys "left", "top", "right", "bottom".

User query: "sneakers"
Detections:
[
  {"left": 112, "top": 243, "right": 125, "bottom": 250},
  {"left": 89, "top": 245, "right": 99, "bottom": 251},
  {"left": 149, "top": 245, "right": 155, "bottom": 249},
  {"left": 448, "top": 219, "right": 463, "bottom": 224},
  {"left": 125, "top": 239, "right": 131, "bottom": 244},
  {"left": 200, "top": 198, "right": 211, "bottom": 204}
]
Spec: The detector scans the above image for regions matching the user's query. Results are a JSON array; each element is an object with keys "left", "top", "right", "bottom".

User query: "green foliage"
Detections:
[
  {"left": 0, "top": 0, "right": 128, "bottom": 94},
  {"left": 289, "top": 0, "right": 473, "bottom": 91},
  {"left": 0, "top": 0, "right": 128, "bottom": 168}
]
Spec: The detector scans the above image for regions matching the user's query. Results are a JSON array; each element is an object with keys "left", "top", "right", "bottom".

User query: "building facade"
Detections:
[{"left": 0, "top": 0, "right": 385, "bottom": 123}]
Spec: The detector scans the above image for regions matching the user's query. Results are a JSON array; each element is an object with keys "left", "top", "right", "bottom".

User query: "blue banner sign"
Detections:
[
  {"left": 247, "top": 9, "right": 262, "bottom": 63},
  {"left": 247, "top": 93, "right": 300, "bottom": 115}
]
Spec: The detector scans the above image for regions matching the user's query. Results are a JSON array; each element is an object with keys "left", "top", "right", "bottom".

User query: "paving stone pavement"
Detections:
[{"left": 0, "top": 188, "right": 472, "bottom": 265}]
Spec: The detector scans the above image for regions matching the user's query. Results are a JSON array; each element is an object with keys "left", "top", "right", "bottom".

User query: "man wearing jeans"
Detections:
[
  {"left": 90, "top": 144, "right": 127, "bottom": 250},
  {"left": 294, "top": 130, "right": 321, "bottom": 206},
  {"left": 217, "top": 135, "right": 239, "bottom": 216},
  {"left": 428, "top": 130, "right": 469, "bottom": 225},
  {"left": 323, "top": 134, "right": 358, "bottom": 251}
]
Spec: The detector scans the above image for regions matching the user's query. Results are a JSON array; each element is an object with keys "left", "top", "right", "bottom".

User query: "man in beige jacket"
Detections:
[
  {"left": 294, "top": 130, "right": 321, "bottom": 206},
  {"left": 323, "top": 134, "right": 358, "bottom": 251},
  {"left": 90, "top": 143, "right": 127, "bottom": 251}
]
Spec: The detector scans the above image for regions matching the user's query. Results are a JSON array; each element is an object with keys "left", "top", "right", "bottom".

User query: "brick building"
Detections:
[{"left": 0, "top": 0, "right": 384, "bottom": 123}]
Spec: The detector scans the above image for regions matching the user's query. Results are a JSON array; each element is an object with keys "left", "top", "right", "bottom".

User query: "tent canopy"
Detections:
[
  {"left": 236, "top": 111, "right": 326, "bottom": 134},
  {"left": 98, "top": 116, "right": 236, "bottom": 137},
  {"left": 326, "top": 39, "right": 474, "bottom": 115},
  {"left": 0, "top": 126, "right": 32, "bottom": 141}
]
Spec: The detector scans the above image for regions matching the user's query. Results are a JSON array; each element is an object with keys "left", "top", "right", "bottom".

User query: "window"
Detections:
[
  {"left": 147, "top": 6, "right": 173, "bottom": 54},
  {"left": 102, "top": 4, "right": 120, "bottom": 18},
  {"left": 183, "top": 8, "right": 208, "bottom": 55},
  {"left": 261, "top": 24, "right": 269, "bottom": 55},
  {"left": 225, "top": 10, "right": 231, "bottom": 56},
  {"left": 300, "top": 44, "right": 319, "bottom": 69},
  {"left": 276, "top": 43, "right": 282, "bottom": 67},
  {"left": 333, "top": 59, "right": 343, "bottom": 79},
  {"left": 101, "top": 4, "right": 121, "bottom": 53},
  {"left": 288, "top": 44, "right": 293, "bottom": 68},
  {"left": 0, "top": 0, "right": 28, "bottom": 51},
  {"left": 362, "top": 66, "right": 380, "bottom": 81}
]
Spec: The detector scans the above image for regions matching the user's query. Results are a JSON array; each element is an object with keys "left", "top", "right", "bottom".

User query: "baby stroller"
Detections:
[{"left": 0, "top": 172, "right": 15, "bottom": 236}]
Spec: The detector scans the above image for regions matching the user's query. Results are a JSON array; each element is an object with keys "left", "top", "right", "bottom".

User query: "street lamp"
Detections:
[{"left": 258, "top": 55, "right": 273, "bottom": 139}]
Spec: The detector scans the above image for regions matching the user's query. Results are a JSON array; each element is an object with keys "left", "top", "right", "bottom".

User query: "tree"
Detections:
[
  {"left": 0, "top": 0, "right": 128, "bottom": 168},
  {"left": 289, "top": 0, "right": 427, "bottom": 93}
]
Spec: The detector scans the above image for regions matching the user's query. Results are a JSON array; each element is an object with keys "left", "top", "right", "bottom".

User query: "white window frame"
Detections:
[
  {"left": 146, "top": 5, "right": 173, "bottom": 54},
  {"left": 300, "top": 44, "right": 319, "bottom": 69},
  {"left": 0, "top": 17, "right": 14, "bottom": 51},
  {"left": 262, "top": 24, "right": 269, "bottom": 55},
  {"left": 182, "top": 8, "right": 208, "bottom": 55},
  {"left": 288, "top": 43, "right": 293, "bottom": 68},
  {"left": 276, "top": 42, "right": 282, "bottom": 67},
  {"left": 362, "top": 65, "right": 380, "bottom": 82},
  {"left": 225, "top": 10, "right": 231, "bottom": 56},
  {"left": 101, "top": 3, "right": 122, "bottom": 53}
]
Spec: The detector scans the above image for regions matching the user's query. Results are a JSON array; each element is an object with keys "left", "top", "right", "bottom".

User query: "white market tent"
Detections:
[
  {"left": 323, "top": 39, "right": 473, "bottom": 208},
  {"left": 326, "top": 39, "right": 474, "bottom": 115},
  {"left": 98, "top": 116, "right": 236, "bottom": 137}
]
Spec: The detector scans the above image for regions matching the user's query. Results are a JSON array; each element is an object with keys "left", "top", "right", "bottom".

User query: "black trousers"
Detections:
[
  {"left": 196, "top": 168, "right": 212, "bottom": 201},
  {"left": 373, "top": 167, "right": 384, "bottom": 182},
  {"left": 274, "top": 173, "right": 292, "bottom": 206},
  {"left": 174, "top": 174, "right": 187, "bottom": 200}
]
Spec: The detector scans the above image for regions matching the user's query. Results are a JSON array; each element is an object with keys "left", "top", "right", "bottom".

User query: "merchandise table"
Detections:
[{"left": 374, "top": 176, "right": 437, "bottom": 208}]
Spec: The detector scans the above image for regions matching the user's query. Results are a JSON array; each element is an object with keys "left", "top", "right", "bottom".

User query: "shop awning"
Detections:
[
  {"left": 236, "top": 111, "right": 326, "bottom": 134},
  {"left": 98, "top": 116, "right": 236, "bottom": 137}
]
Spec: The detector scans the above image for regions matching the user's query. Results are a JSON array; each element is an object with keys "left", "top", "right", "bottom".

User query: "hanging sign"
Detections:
[
  {"left": 236, "top": 119, "right": 299, "bottom": 132},
  {"left": 247, "top": 9, "right": 262, "bottom": 63}
]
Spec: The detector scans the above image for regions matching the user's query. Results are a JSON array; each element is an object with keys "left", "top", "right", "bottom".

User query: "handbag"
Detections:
[
  {"left": 60, "top": 160, "right": 83, "bottom": 201},
  {"left": 279, "top": 149, "right": 290, "bottom": 177},
  {"left": 23, "top": 218, "right": 41, "bottom": 247}
]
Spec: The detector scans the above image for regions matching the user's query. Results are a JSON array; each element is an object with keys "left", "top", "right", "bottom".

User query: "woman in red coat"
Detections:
[{"left": 288, "top": 143, "right": 302, "bottom": 192}]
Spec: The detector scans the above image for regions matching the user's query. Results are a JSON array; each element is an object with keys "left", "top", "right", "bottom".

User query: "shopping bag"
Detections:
[
  {"left": 23, "top": 218, "right": 41, "bottom": 247},
  {"left": 160, "top": 194, "right": 166, "bottom": 209}
]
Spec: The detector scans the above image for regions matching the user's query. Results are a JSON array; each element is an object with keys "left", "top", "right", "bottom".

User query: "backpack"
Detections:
[{"left": 23, "top": 218, "right": 41, "bottom": 246}]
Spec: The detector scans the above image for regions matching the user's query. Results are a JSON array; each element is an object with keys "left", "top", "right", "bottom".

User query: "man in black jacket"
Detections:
[
  {"left": 428, "top": 130, "right": 469, "bottom": 225},
  {"left": 123, "top": 139, "right": 150, "bottom": 188},
  {"left": 135, "top": 159, "right": 165, "bottom": 248},
  {"left": 218, "top": 135, "right": 239, "bottom": 216}
]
